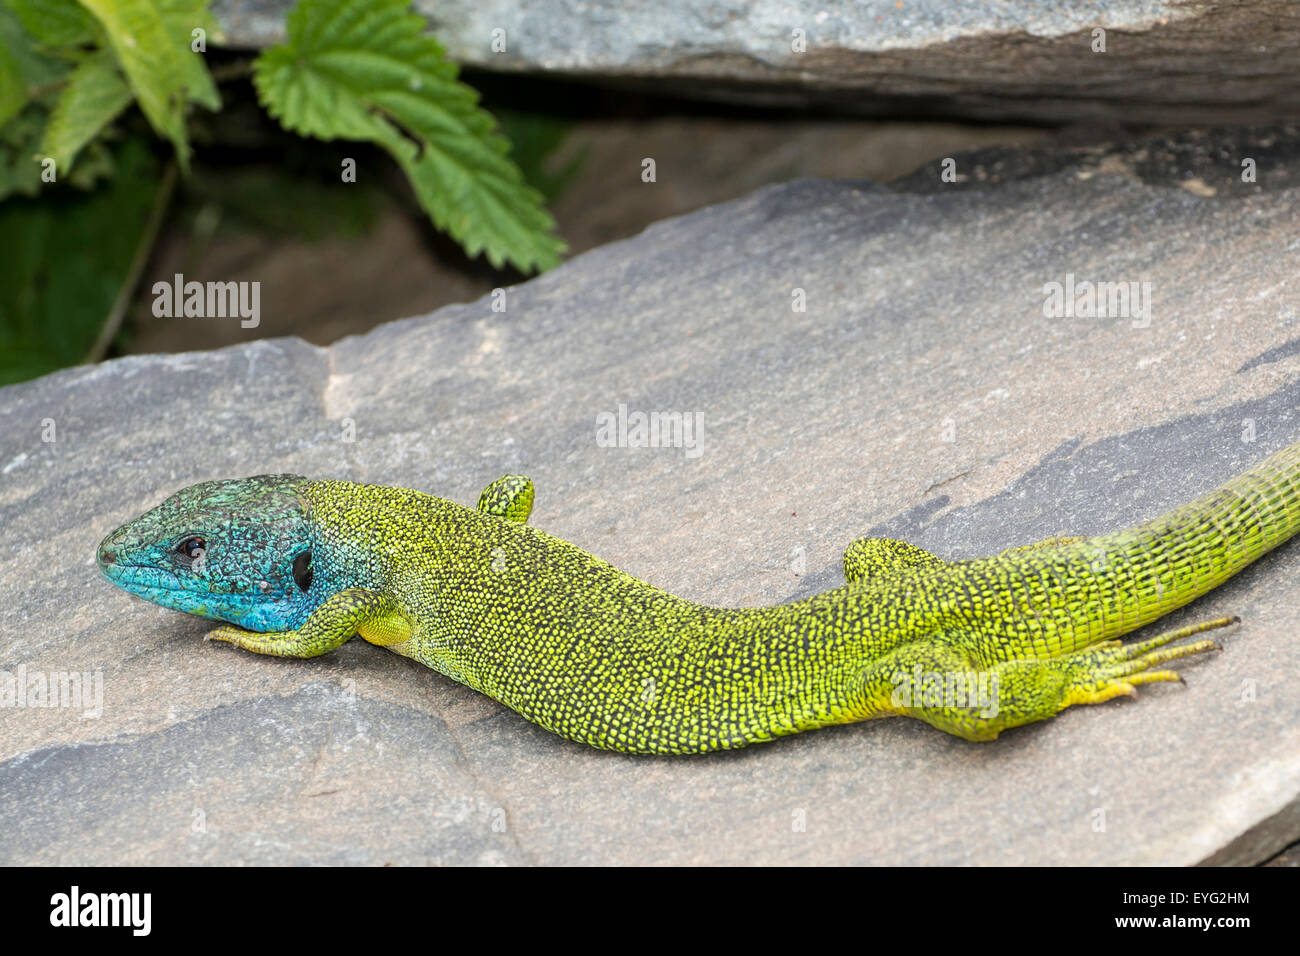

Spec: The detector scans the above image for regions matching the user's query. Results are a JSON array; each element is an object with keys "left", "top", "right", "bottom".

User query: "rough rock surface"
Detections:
[
  {"left": 2, "top": 127, "right": 1299, "bottom": 865},
  {"left": 212, "top": 0, "right": 1300, "bottom": 124}
]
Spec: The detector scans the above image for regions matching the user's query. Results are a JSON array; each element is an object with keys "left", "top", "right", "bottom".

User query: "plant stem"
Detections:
[{"left": 210, "top": 59, "right": 255, "bottom": 83}]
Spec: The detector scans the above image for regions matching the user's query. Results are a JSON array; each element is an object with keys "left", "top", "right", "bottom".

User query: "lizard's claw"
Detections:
[{"left": 1062, "top": 616, "right": 1233, "bottom": 707}]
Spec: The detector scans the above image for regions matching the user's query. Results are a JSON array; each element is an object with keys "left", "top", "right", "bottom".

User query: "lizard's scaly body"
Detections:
[{"left": 97, "top": 441, "right": 1300, "bottom": 753}]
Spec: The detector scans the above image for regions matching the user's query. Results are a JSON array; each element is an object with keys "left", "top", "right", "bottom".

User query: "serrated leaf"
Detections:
[
  {"left": 75, "top": 0, "right": 220, "bottom": 168},
  {"left": 254, "top": 0, "right": 564, "bottom": 273},
  {"left": 7, "top": 0, "right": 96, "bottom": 47},
  {"left": 157, "top": 0, "right": 223, "bottom": 104},
  {"left": 40, "top": 50, "right": 132, "bottom": 174}
]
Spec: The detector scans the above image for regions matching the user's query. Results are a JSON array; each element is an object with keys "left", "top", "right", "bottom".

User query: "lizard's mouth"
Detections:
[
  {"left": 100, "top": 561, "right": 244, "bottom": 597},
  {"left": 97, "top": 561, "right": 269, "bottom": 625},
  {"left": 99, "top": 561, "right": 185, "bottom": 592}
]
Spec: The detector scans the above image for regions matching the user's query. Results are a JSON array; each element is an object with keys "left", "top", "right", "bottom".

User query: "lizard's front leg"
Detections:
[{"left": 207, "top": 588, "right": 407, "bottom": 658}]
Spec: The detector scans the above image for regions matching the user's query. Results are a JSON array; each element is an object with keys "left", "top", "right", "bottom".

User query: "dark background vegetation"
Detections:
[{"left": 1, "top": 45, "right": 1093, "bottom": 384}]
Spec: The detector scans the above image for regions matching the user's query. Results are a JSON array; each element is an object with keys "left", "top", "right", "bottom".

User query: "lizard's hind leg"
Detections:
[
  {"left": 477, "top": 475, "right": 535, "bottom": 523},
  {"left": 851, "top": 617, "right": 1231, "bottom": 741},
  {"left": 842, "top": 536, "right": 945, "bottom": 583}
]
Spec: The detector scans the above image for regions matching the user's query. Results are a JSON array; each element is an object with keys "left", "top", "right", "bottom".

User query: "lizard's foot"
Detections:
[
  {"left": 206, "top": 624, "right": 257, "bottom": 646},
  {"left": 205, "top": 623, "right": 344, "bottom": 658},
  {"left": 852, "top": 615, "right": 1235, "bottom": 741},
  {"left": 1060, "top": 615, "right": 1234, "bottom": 705}
]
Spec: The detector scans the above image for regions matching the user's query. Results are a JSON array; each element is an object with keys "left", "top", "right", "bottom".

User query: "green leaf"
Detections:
[
  {"left": 0, "top": 34, "right": 26, "bottom": 129},
  {"left": 74, "top": 0, "right": 219, "bottom": 168},
  {"left": 63, "top": 135, "right": 116, "bottom": 188},
  {"left": 254, "top": 0, "right": 564, "bottom": 273},
  {"left": 187, "top": 163, "right": 386, "bottom": 240},
  {"left": 0, "top": 3, "right": 69, "bottom": 127},
  {"left": 0, "top": 134, "right": 159, "bottom": 385},
  {"left": 156, "top": 0, "right": 225, "bottom": 93},
  {"left": 494, "top": 109, "right": 585, "bottom": 203},
  {"left": 6, "top": 0, "right": 96, "bottom": 47},
  {"left": 0, "top": 102, "right": 49, "bottom": 199},
  {"left": 40, "top": 49, "right": 132, "bottom": 174}
]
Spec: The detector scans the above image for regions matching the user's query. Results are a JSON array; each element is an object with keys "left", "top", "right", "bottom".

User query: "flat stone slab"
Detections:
[
  {"left": 213, "top": 0, "right": 1300, "bottom": 124},
  {"left": 2, "top": 127, "right": 1300, "bottom": 865}
]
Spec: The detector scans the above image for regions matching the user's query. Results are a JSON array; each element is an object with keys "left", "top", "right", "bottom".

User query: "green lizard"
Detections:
[{"left": 96, "top": 442, "right": 1300, "bottom": 754}]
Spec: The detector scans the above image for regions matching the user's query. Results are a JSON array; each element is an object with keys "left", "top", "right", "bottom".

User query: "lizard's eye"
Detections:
[
  {"left": 293, "top": 550, "right": 313, "bottom": 592},
  {"left": 177, "top": 536, "right": 206, "bottom": 560}
]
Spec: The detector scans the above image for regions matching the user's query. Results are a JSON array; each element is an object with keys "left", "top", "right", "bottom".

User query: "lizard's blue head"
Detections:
[{"left": 97, "top": 475, "right": 324, "bottom": 631}]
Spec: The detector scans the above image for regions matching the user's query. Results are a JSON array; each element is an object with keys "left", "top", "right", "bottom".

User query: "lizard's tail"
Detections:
[{"left": 1087, "top": 437, "right": 1300, "bottom": 638}]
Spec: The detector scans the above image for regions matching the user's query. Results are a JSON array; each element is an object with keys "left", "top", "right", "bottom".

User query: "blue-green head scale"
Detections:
[{"left": 97, "top": 475, "right": 326, "bottom": 631}]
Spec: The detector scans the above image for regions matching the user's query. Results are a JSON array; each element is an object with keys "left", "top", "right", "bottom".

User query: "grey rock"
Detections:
[
  {"left": 3, "top": 127, "right": 1300, "bottom": 864},
  {"left": 1265, "top": 839, "right": 1300, "bottom": 866},
  {"left": 212, "top": 0, "right": 1300, "bottom": 124}
]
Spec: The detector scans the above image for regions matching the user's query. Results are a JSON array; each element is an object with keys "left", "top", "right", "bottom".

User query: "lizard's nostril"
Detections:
[{"left": 98, "top": 546, "right": 116, "bottom": 566}]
